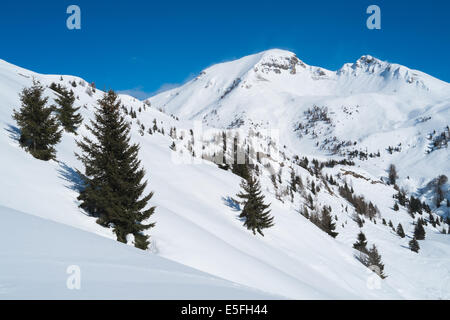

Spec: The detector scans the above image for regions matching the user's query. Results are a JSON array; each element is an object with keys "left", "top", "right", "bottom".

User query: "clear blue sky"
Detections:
[{"left": 1, "top": 0, "right": 449, "bottom": 99}]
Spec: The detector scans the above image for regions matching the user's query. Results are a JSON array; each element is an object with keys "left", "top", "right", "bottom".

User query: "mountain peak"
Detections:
[
  {"left": 259, "top": 48, "right": 296, "bottom": 58},
  {"left": 356, "top": 55, "right": 384, "bottom": 65}
]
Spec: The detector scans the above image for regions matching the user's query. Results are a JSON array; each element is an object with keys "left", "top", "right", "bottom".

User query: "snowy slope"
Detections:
[
  {"left": 0, "top": 205, "right": 277, "bottom": 299},
  {"left": 0, "top": 52, "right": 449, "bottom": 300}
]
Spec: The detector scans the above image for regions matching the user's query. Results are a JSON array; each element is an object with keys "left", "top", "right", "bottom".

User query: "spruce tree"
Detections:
[
  {"left": 365, "top": 244, "right": 387, "bottom": 279},
  {"left": 236, "top": 175, "right": 274, "bottom": 236},
  {"left": 231, "top": 135, "right": 250, "bottom": 180},
  {"left": 409, "top": 237, "right": 420, "bottom": 253},
  {"left": 388, "top": 164, "right": 398, "bottom": 185},
  {"left": 414, "top": 219, "right": 426, "bottom": 240},
  {"left": 396, "top": 223, "right": 405, "bottom": 238},
  {"left": 320, "top": 206, "right": 338, "bottom": 238},
  {"left": 353, "top": 231, "right": 368, "bottom": 253},
  {"left": 13, "top": 80, "right": 62, "bottom": 161},
  {"left": 54, "top": 86, "right": 82, "bottom": 133},
  {"left": 289, "top": 168, "right": 297, "bottom": 192},
  {"left": 76, "top": 90, "right": 155, "bottom": 250}
]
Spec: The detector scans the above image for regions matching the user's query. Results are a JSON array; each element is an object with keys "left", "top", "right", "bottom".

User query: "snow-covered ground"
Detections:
[
  {"left": 0, "top": 50, "right": 449, "bottom": 299},
  {"left": 0, "top": 205, "right": 276, "bottom": 299}
]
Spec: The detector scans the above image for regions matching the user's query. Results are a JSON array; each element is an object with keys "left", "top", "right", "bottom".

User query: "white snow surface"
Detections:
[
  {"left": 0, "top": 205, "right": 277, "bottom": 299},
  {"left": 0, "top": 50, "right": 449, "bottom": 299}
]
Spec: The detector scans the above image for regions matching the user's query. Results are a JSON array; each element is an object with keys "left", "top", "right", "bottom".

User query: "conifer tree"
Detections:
[
  {"left": 393, "top": 203, "right": 399, "bottom": 211},
  {"left": 409, "top": 237, "right": 420, "bottom": 253},
  {"left": 388, "top": 164, "right": 398, "bottom": 185},
  {"left": 13, "top": 80, "right": 62, "bottom": 161},
  {"left": 76, "top": 90, "right": 155, "bottom": 250},
  {"left": 396, "top": 223, "right": 405, "bottom": 238},
  {"left": 302, "top": 205, "right": 309, "bottom": 219},
  {"left": 231, "top": 135, "right": 250, "bottom": 180},
  {"left": 365, "top": 244, "right": 387, "bottom": 279},
  {"left": 414, "top": 219, "right": 426, "bottom": 240},
  {"left": 54, "top": 86, "right": 82, "bottom": 133},
  {"left": 289, "top": 168, "right": 297, "bottom": 192},
  {"left": 320, "top": 206, "right": 338, "bottom": 238},
  {"left": 236, "top": 174, "right": 274, "bottom": 236},
  {"left": 353, "top": 231, "right": 368, "bottom": 253}
]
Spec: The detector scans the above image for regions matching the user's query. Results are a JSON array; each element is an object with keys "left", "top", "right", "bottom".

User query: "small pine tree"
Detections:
[
  {"left": 76, "top": 90, "right": 156, "bottom": 250},
  {"left": 409, "top": 237, "right": 420, "bottom": 253},
  {"left": 388, "top": 164, "right": 398, "bottom": 185},
  {"left": 231, "top": 136, "right": 250, "bottom": 180},
  {"left": 396, "top": 223, "right": 405, "bottom": 238},
  {"left": 54, "top": 86, "right": 83, "bottom": 133},
  {"left": 320, "top": 206, "right": 338, "bottom": 238},
  {"left": 353, "top": 231, "right": 368, "bottom": 253},
  {"left": 365, "top": 244, "right": 387, "bottom": 279},
  {"left": 236, "top": 175, "right": 274, "bottom": 236},
  {"left": 13, "top": 81, "right": 62, "bottom": 160},
  {"left": 414, "top": 219, "right": 426, "bottom": 240},
  {"left": 302, "top": 206, "right": 309, "bottom": 219},
  {"left": 289, "top": 168, "right": 297, "bottom": 193},
  {"left": 393, "top": 203, "right": 399, "bottom": 211}
]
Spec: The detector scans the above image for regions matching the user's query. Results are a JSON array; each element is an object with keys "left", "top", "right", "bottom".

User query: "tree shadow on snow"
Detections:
[
  {"left": 4, "top": 124, "right": 21, "bottom": 142},
  {"left": 57, "top": 162, "right": 86, "bottom": 193},
  {"left": 222, "top": 196, "right": 240, "bottom": 212}
]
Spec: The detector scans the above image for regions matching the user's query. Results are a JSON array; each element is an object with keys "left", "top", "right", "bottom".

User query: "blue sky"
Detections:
[{"left": 0, "top": 0, "right": 449, "bottom": 99}]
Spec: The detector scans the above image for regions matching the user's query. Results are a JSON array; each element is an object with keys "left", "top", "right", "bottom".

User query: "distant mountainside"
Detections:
[{"left": 149, "top": 49, "right": 450, "bottom": 201}]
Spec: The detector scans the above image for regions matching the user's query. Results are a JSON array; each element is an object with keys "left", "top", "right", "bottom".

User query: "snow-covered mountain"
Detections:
[
  {"left": 0, "top": 50, "right": 449, "bottom": 299},
  {"left": 150, "top": 49, "right": 450, "bottom": 188}
]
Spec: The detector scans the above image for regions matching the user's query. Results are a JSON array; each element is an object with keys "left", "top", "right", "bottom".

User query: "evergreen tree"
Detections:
[
  {"left": 435, "top": 175, "right": 448, "bottom": 207},
  {"left": 396, "top": 223, "right": 405, "bottom": 238},
  {"left": 289, "top": 168, "right": 297, "bottom": 192},
  {"left": 365, "top": 244, "right": 387, "bottom": 279},
  {"left": 222, "top": 131, "right": 227, "bottom": 165},
  {"left": 236, "top": 175, "right": 274, "bottom": 236},
  {"left": 353, "top": 231, "right": 368, "bottom": 253},
  {"left": 409, "top": 237, "right": 420, "bottom": 253},
  {"left": 393, "top": 202, "right": 399, "bottom": 211},
  {"left": 76, "top": 90, "right": 155, "bottom": 250},
  {"left": 320, "top": 206, "right": 338, "bottom": 238},
  {"left": 302, "top": 205, "right": 309, "bottom": 219},
  {"left": 388, "top": 164, "right": 398, "bottom": 185},
  {"left": 414, "top": 219, "right": 426, "bottom": 240},
  {"left": 231, "top": 135, "right": 250, "bottom": 180},
  {"left": 13, "top": 81, "right": 62, "bottom": 161},
  {"left": 54, "top": 86, "right": 82, "bottom": 133}
]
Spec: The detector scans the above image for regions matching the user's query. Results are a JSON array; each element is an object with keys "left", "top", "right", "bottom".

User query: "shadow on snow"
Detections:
[
  {"left": 222, "top": 196, "right": 241, "bottom": 212},
  {"left": 4, "top": 124, "right": 21, "bottom": 142},
  {"left": 57, "top": 162, "right": 86, "bottom": 193}
]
